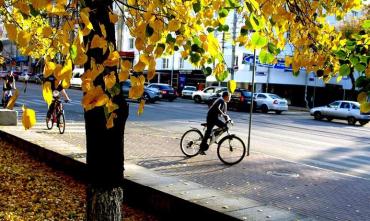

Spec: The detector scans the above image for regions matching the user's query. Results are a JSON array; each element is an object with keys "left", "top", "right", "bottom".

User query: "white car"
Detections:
[
  {"left": 18, "top": 72, "right": 30, "bottom": 82},
  {"left": 254, "top": 93, "right": 288, "bottom": 114},
  {"left": 192, "top": 86, "right": 227, "bottom": 103},
  {"left": 70, "top": 68, "right": 84, "bottom": 88},
  {"left": 181, "top": 86, "right": 197, "bottom": 98},
  {"left": 310, "top": 100, "right": 370, "bottom": 126}
]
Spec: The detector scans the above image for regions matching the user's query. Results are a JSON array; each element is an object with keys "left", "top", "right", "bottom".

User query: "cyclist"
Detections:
[
  {"left": 199, "top": 91, "right": 231, "bottom": 155},
  {"left": 2, "top": 71, "right": 16, "bottom": 106},
  {"left": 45, "top": 76, "right": 71, "bottom": 122}
]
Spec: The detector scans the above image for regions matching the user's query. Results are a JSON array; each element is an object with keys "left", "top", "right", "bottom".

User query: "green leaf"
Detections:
[
  {"left": 190, "top": 53, "right": 201, "bottom": 63},
  {"left": 166, "top": 34, "right": 176, "bottom": 44},
  {"left": 355, "top": 63, "right": 366, "bottom": 72},
  {"left": 251, "top": 32, "right": 268, "bottom": 49},
  {"left": 193, "top": 2, "right": 201, "bottom": 13},
  {"left": 293, "top": 71, "right": 300, "bottom": 77},
  {"left": 259, "top": 49, "right": 274, "bottom": 64},
  {"left": 219, "top": 8, "right": 228, "bottom": 18},
  {"left": 222, "top": 25, "right": 229, "bottom": 32},
  {"left": 335, "top": 50, "right": 347, "bottom": 60},
  {"left": 145, "top": 24, "right": 154, "bottom": 37},
  {"left": 339, "top": 64, "right": 350, "bottom": 76},
  {"left": 249, "top": 14, "right": 261, "bottom": 31},
  {"left": 193, "top": 37, "right": 201, "bottom": 46},
  {"left": 216, "top": 70, "right": 228, "bottom": 81},
  {"left": 349, "top": 55, "right": 359, "bottom": 66},
  {"left": 267, "top": 42, "right": 278, "bottom": 54},
  {"left": 202, "top": 66, "right": 212, "bottom": 76},
  {"left": 207, "top": 27, "right": 214, "bottom": 33},
  {"left": 362, "top": 20, "right": 370, "bottom": 30},
  {"left": 70, "top": 44, "right": 77, "bottom": 61},
  {"left": 359, "top": 56, "right": 369, "bottom": 64},
  {"left": 245, "top": 2, "right": 253, "bottom": 13},
  {"left": 346, "top": 40, "right": 356, "bottom": 50}
]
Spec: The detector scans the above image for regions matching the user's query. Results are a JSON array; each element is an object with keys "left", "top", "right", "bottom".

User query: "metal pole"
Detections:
[
  {"left": 247, "top": 49, "right": 257, "bottom": 156},
  {"left": 266, "top": 66, "right": 270, "bottom": 93},
  {"left": 230, "top": 8, "right": 237, "bottom": 81},
  {"left": 171, "top": 54, "right": 174, "bottom": 86}
]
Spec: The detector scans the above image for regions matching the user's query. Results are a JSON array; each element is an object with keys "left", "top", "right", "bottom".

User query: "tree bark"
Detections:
[{"left": 84, "top": 1, "right": 128, "bottom": 220}]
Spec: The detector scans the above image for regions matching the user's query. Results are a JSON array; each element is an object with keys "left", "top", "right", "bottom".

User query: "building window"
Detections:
[
  {"left": 162, "top": 58, "right": 169, "bottom": 69},
  {"left": 179, "top": 58, "right": 184, "bottom": 69},
  {"left": 129, "top": 38, "right": 134, "bottom": 49}
]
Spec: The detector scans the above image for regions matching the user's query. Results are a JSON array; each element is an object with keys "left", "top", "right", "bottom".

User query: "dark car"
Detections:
[
  {"left": 121, "top": 80, "right": 160, "bottom": 103},
  {"left": 147, "top": 83, "right": 177, "bottom": 101},
  {"left": 208, "top": 88, "right": 256, "bottom": 112}
]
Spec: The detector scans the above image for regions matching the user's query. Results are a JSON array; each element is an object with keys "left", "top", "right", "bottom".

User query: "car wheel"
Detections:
[
  {"left": 194, "top": 95, "right": 202, "bottom": 103},
  {"left": 326, "top": 117, "right": 333, "bottom": 122},
  {"left": 347, "top": 117, "right": 356, "bottom": 125},
  {"left": 359, "top": 120, "right": 368, "bottom": 126},
  {"left": 275, "top": 110, "right": 282, "bottom": 114},
  {"left": 143, "top": 93, "right": 150, "bottom": 102},
  {"left": 314, "top": 111, "right": 322, "bottom": 120},
  {"left": 261, "top": 104, "right": 268, "bottom": 113}
]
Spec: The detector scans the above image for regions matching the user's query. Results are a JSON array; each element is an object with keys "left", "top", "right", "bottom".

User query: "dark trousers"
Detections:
[
  {"left": 200, "top": 115, "right": 226, "bottom": 151},
  {"left": 47, "top": 100, "right": 57, "bottom": 118}
]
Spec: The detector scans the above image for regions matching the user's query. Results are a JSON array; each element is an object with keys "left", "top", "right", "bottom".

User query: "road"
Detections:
[{"left": 14, "top": 82, "right": 370, "bottom": 180}]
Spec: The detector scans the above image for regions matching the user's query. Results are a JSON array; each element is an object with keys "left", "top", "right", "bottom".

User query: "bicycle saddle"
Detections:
[{"left": 201, "top": 123, "right": 207, "bottom": 127}]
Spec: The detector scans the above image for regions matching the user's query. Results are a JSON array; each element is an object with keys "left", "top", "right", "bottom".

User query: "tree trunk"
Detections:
[
  {"left": 84, "top": 1, "right": 128, "bottom": 220},
  {"left": 349, "top": 67, "right": 356, "bottom": 100}
]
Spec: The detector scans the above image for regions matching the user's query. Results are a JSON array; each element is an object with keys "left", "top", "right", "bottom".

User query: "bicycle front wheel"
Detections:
[
  {"left": 217, "top": 135, "right": 246, "bottom": 165},
  {"left": 46, "top": 116, "right": 53, "bottom": 129},
  {"left": 57, "top": 113, "right": 65, "bottom": 134},
  {"left": 180, "top": 129, "right": 203, "bottom": 157}
]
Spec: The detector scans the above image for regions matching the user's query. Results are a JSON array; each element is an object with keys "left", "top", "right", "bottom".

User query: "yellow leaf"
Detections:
[
  {"left": 18, "top": 31, "right": 31, "bottom": 47},
  {"left": 135, "top": 37, "right": 145, "bottom": 51},
  {"left": 31, "top": 0, "right": 48, "bottom": 9},
  {"left": 81, "top": 10, "right": 93, "bottom": 30},
  {"left": 42, "top": 27, "right": 53, "bottom": 38},
  {"left": 106, "top": 113, "right": 117, "bottom": 129},
  {"left": 106, "top": 99, "right": 119, "bottom": 113},
  {"left": 119, "top": 70, "right": 130, "bottom": 82},
  {"left": 62, "top": 79, "right": 70, "bottom": 89},
  {"left": 121, "top": 60, "right": 132, "bottom": 71},
  {"left": 139, "top": 54, "right": 150, "bottom": 65},
  {"left": 137, "top": 99, "right": 145, "bottom": 116},
  {"left": 22, "top": 106, "right": 36, "bottom": 130},
  {"left": 15, "top": 2, "right": 30, "bottom": 15},
  {"left": 81, "top": 27, "right": 91, "bottom": 36},
  {"left": 103, "top": 51, "right": 120, "bottom": 67},
  {"left": 168, "top": 19, "right": 181, "bottom": 32},
  {"left": 207, "top": 34, "right": 221, "bottom": 59},
  {"left": 5, "top": 23, "right": 17, "bottom": 41},
  {"left": 82, "top": 86, "right": 109, "bottom": 111},
  {"left": 44, "top": 61, "right": 56, "bottom": 78},
  {"left": 147, "top": 69, "right": 156, "bottom": 81},
  {"left": 360, "top": 102, "right": 370, "bottom": 113},
  {"left": 6, "top": 89, "right": 19, "bottom": 110},
  {"left": 285, "top": 56, "right": 293, "bottom": 67},
  {"left": 227, "top": 80, "right": 236, "bottom": 93},
  {"left": 75, "top": 52, "right": 88, "bottom": 65},
  {"left": 358, "top": 92, "right": 368, "bottom": 104},
  {"left": 99, "top": 23, "right": 107, "bottom": 38},
  {"left": 43, "top": 82, "right": 53, "bottom": 107},
  {"left": 109, "top": 12, "right": 119, "bottom": 23},
  {"left": 133, "top": 61, "right": 146, "bottom": 72},
  {"left": 366, "top": 65, "right": 370, "bottom": 78},
  {"left": 104, "top": 72, "right": 116, "bottom": 89},
  {"left": 59, "top": 59, "right": 72, "bottom": 80}
]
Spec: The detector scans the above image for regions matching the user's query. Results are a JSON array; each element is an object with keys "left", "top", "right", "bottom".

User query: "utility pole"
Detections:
[
  {"left": 230, "top": 8, "right": 237, "bottom": 81},
  {"left": 220, "top": 31, "right": 225, "bottom": 87},
  {"left": 171, "top": 53, "right": 174, "bottom": 86}
]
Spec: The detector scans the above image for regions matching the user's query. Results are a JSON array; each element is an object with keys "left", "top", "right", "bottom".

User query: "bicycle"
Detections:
[
  {"left": 180, "top": 120, "right": 248, "bottom": 165},
  {"left": 2, "top": 90, "right": 12, "bottom": 108},
  {"left": 46, "top": 90, "right": 65, "bottom": 134}
]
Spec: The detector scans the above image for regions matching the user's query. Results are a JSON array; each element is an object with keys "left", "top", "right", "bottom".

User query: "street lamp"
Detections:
[{"left": 247, "top": 49, "right": 256, "bottom": 156}]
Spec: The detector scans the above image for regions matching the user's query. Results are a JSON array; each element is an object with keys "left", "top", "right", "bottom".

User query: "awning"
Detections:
[{"left": 119, "top": 51, "right": 135, "bottom": 58}]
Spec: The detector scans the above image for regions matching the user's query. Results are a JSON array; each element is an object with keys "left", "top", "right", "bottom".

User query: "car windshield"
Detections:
[
  {"left": 184, "top": 86, "right": 196, "bottom": 91},
  {"left": 158, "top": 85, "right": 172, "bottom": 90},
  {"left": 269, "top": 94, "right": 281, "bottom": 99},
  {"left": 241, "top": 90, "right": 252, "bottom": 97},
  {"left": 352, "top": 103, "right": 360, "bottom": 109}
]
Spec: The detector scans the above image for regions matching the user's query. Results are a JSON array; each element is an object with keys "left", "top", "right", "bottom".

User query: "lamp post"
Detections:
[{"left": 247, "top": 49, "right": 256, "bottom": 156}]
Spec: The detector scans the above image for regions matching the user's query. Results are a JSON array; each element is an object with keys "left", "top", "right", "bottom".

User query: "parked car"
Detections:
[
  {"left": 192, "top": 86, "right": 227, "bottom": 103},
  {"left": 28, "top": 73, "right": 42, "bottom": 84},
  {"left": 18, "top": 72, "right": 30, "bottom": 82},
  {"left": 70, "top": 68, "right": 84, "bottom": 88},
  {"left": 310, "top": 100, "right": 370, "bottom": 126},
  {"left": 181, "top": 86, "right": 197, "bottom": 98},
  {"left": 254, "top": 93, "right": 288, "bottom": 114},
  {"left": 147, "top": 83, "right": 177, "bottom": 101},
  {"left": 208, "top": 88, "right": 257, "bottom": 112},
  {"left": 122, "top": 80, "right": 160, "bottom": 103}
]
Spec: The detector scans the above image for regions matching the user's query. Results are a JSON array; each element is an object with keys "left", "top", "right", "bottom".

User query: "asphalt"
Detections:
[{"left": 0, "top": 124, "right": 313, "bottom": 221}]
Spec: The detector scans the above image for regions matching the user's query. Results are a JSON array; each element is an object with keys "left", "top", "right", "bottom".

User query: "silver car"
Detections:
[
  {"left": 181, "top": 86, "right": 197, "bottom": 98},
  {"left": 253, "top": 93, "right": 289, "bottom": 114},
  {"left": 310, "top": 100, "right": 370, "bottom": 126}
]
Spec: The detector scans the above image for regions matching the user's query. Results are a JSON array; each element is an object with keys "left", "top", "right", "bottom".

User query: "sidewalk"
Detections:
[{"left": 0, "top": 125, "right": 312, "bottom": 221}]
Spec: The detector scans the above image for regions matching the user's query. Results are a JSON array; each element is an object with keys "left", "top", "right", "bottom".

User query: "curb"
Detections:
[{"left": 0, "top": 127, "right": 310, "bottom": 221}]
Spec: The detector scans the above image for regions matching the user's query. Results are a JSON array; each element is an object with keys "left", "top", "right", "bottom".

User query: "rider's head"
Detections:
[{"left": 222, "top": 91, "right": 230, "bottom": 102}]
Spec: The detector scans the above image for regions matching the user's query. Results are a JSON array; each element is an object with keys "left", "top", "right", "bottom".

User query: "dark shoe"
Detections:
[{"left": 199, "top": 150, "right": 207, "bottom": 155}]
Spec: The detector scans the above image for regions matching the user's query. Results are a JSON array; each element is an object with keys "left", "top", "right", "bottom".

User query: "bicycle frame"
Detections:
[{"left": 201, "top": 121, "right": 232, "bottom": 146}]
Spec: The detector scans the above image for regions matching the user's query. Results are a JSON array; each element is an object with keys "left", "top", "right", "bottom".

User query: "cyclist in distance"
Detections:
[
  {"left": 2, "top": 71, "right": 16, "bottom": 106},
  {"left": 199, "top": 91, "right": 231, "bottom": 155},
  {"left": 45, "top": 75, "right": 71, "bottom": 122}
]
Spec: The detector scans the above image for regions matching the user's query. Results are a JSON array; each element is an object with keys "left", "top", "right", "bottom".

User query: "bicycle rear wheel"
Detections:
[
  {"left": 180, "top": 129, "right": 203, "bottom": 157},
  {"left": 46, "top": 116, "right": 54, "bottom": 129},
  {"left": 217, "top": 135, "right": 246, "bottom": 165},
  {"left": 57, "top": 113, "right": 65, "bottom": 134}
]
